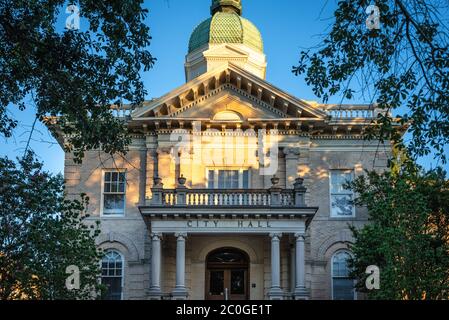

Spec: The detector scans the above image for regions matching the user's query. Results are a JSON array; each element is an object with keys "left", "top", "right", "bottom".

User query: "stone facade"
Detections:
[
  {"left": 56, "top": 0, "right": 395, "bottom": 300},
  {"left": 63, "top": 136, "right": 389, "bottom": 300}
]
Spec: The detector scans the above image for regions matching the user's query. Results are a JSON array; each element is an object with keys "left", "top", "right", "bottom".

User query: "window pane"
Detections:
[
  {"left": 242, "top": 170, "right": 249, "bottom": 189},
  {"left": 110, "top": 182, "right": 119, "bottom": 193},
  {"left": 333, "top": 278, "right": 354, "bottom": 300},
  {"left": 209, "top": 271, "right": 224, "bottom": 296},
  {"left": 331, "top": 171, "right": 342, "bottom": 193},
  {"left": 333, "top": 252, "right": 352, "bottom": 277},
  {"left": 104, "top": 194, "right": 125, "bottom": 213},
  {"left": 212, "top": 169, "right": 250, "bottom": 189},
  {"left": 231, "top": 270, "right": 245, "bottom": 295},
  {"left": 218, "top": 171, "right": 226, "bottom": 189},
  {"left": 118, "top": 182, "right": 125, "bottom": 193},
  {"left": 119, "top": 173, "right": 126, "bottom": 182},
  {"left": 102, "top": 277, "right": 122, "bottom": 300},
  {"left": 208, "top": 170, "right": 215, "bottom": 189},
  {"left": 331, "top": 195, "right": 353, "bottom": 216},
  {"left": 105, "top": 172, "right": 111, "bottom": 182},
  {"left": 217, "top": 170, "right": 240, "bottom": 188},
  {"left": 208, "top": 250, "right": 247, "bottom": 264},
  {"left": 331, "top": 171, "right": 353, "bottom": 193},
  {"left": 230, "top": 170, "right": 238, "bottom": 188},
  {"left": 111, "top": 172, "right": 118, "bottom": 182},
  {"left": 104, "top": 182, "right": 111, "bottom": 193}
]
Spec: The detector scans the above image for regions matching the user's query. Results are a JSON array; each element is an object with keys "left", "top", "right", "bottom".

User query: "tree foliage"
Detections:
[
  {"left": 0, "top": 0, "right": 155, "bottom": 162},
  {"left": 293, "top": 0, "right": 449, "bottom": 162},
  {"left": 349, "top": 166, "right": 449, "bottom": 299},
  {"left": 0, "top": 152, "right": 103, "bottom": 300}
]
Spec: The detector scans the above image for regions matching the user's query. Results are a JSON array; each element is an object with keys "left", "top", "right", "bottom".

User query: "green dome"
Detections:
[{"left": 188, "top": 11, "right": 264, "bottom": 54}]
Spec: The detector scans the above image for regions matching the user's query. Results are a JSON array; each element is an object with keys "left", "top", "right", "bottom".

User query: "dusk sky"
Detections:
[{"left": 1, "top": 0, "right": 447, "bottom": 174}]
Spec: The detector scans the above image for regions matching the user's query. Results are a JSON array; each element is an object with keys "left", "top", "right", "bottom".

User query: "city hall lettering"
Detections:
[{"left": 187, "top": 220, "right": 272, "bottom": 229}]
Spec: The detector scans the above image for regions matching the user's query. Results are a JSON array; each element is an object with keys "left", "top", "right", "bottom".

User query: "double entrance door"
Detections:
[
  {"left": 207, "top": 269, "right": 248, "bottom": 300},
  {"left": 205, "top": 248, "right": 249, "bottom": 300}
]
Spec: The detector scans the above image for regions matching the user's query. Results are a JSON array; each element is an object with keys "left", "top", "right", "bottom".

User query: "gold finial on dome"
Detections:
[{"left": 211, "top": 0, "right": 242, "bottom": 16}]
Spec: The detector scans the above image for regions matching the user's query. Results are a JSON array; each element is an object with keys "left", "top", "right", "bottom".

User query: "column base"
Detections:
[
  {"left": 148, "top": 287, "right": 163, "bottom": 300},
  {"left": 172, "top": 287, "right": 188, "bottom": 300},
  {"left": 268, "top": 287, "right": 284, "bottom": 300},
  {"left": 293, "top": 287, "right": 310, "bottom": 300}
]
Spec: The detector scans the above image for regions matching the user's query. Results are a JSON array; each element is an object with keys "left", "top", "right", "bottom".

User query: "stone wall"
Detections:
[{"left": 63, "top": 135, "right": 390, "bottom": 300}]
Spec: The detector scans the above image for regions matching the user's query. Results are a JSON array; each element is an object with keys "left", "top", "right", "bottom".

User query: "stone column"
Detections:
[
  {"left": 290, "top": 243, "right": 296, "bottom": 293},
  {"left": 172, "top": 233, "right": 188, "bottom": 299},
  {"left": 294, "top": 233, "right": 309, "bottom": 299},
  {"left": 268, "top": 233, "right": 284, "bottom": 300},
  {"left": 149, "top": 233, "right": 162, "bottom": 299}
]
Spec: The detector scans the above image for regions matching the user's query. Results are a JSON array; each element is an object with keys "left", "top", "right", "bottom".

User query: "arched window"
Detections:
[
  {"left": 331, "top": 251, "right": 355, "bottom": 300},
  {"left": 101, "top": 250, "right": 124, "bottom": 300}
]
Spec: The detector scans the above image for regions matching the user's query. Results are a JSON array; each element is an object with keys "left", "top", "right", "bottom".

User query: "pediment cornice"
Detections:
[{"left": 132, "top": 63, "right": 328, "bottom": 121}]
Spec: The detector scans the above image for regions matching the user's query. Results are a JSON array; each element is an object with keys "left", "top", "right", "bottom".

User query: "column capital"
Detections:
[
  {"left": 179, "top": 149, "right": 194, "bottom": 157},
  {"left": 156, "top": 147, "right": 172, "bottom": 155},
  {"left": 269, "top": 233, "right": 282, "bottom": 241},
  {"left": 150, "top": 233, "right": 163, "bottom": 241},
  {"left": 283, "top": 147, "right": 301, "bottom": 158},
  {"left": 294, "top": 233, "right": 305, "bottom": 241},
  {"left": 175, "top": 232, "right": 188, "bottom": 240},
  {"left": 146, "top": 146, "right": 158, "bottom": 155}
]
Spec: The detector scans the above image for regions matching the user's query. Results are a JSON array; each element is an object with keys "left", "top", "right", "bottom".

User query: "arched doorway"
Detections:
[{"left": 205, "top": 247, "right": 249, "bottom": 300}]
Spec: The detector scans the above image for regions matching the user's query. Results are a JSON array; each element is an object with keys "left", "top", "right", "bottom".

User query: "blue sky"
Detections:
[{"left": 1, "top": 0, "right": 447, "bottom": 174}]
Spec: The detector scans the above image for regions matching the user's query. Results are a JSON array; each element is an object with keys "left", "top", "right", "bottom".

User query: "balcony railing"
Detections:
[
  {"left": 110, "top": 104, "right": 134, "bottom": 118},
  {"left": 148, "top": 176, "right": 307, "bottom": 208}
]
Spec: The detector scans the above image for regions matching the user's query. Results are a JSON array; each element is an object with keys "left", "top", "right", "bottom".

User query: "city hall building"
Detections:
[{"left": 58, "top": 0, "right": 392, "bottom": 300}]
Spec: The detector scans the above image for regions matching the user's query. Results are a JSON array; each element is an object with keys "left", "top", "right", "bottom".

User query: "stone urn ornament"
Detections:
[
  {"left": 294, "top": 177, "right": 306, "bottom": 191},
  {"left": 294, "top": 177, "right": 304, "bottom": 186},
  {"left": 271, "top": 175, "right": 280, "bottom": 186},
  {"left": 178, "top": 175, "right": 187, "bottom": 187},
  {"left": 153, "top": 177, "right": 163, "bottom": 188}
]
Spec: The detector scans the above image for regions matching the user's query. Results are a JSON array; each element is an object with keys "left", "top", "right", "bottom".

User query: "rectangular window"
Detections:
[
  {"left": 207, "top": 169, "right": 250, "bottom": 189},
  {"left": 218, "top": 170, "right": 239, "bottom": 189},
  {"left": 103, "top": 171, "right": 126, "bottom": 215},
  {"left": 330, "top": 170, "right": 354, "bottom": 217}
]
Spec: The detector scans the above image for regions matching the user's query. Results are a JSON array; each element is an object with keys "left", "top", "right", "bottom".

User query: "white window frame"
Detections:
[
  {"left": 331, "top": 250, "right": 356, "bottom": 300},
  {"left": 329, "top": 169, "right": 355, "bottom": 218},
  {"left": 101, "top": 250, "right": 125, "bottom": 300},
  {"left": 100, "top": 170, "right": 127, "bottom": 217},
  {"left": 206, "top": 167, "right": 251, "bottom": 189}
]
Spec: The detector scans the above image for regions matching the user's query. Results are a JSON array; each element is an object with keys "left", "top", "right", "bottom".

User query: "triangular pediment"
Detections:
[
  {"left": 174, "top": 90, "right": 285, "bottom": 120},
  {"left": 132, "top": 63, "right": 328, "bottom": 121}
]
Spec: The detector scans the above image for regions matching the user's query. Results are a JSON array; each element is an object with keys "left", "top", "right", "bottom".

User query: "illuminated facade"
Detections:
[{"left": 59, "top": 0, "right": 392, "bottom": 300}]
